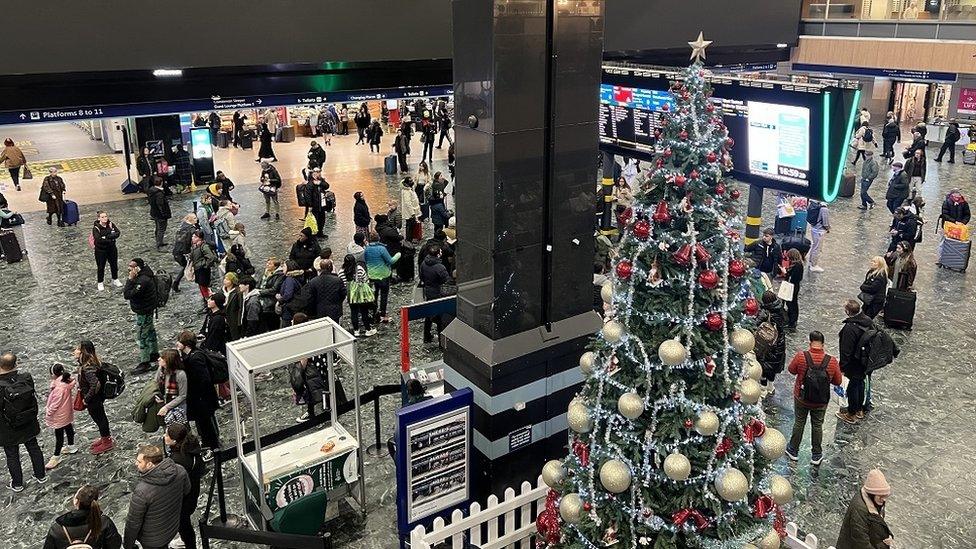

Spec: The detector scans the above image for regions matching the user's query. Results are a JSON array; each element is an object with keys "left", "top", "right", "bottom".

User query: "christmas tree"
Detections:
[{"left": 535, "top": 35, "right": 792, "bottom": 549}]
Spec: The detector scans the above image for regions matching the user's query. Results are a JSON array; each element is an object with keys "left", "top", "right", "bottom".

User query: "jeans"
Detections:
[
  {"left": 788, "top": 399, "right": 827, "bottom": 458},
  {"left": 154, "top": 218, "right": 168, "bottom": 248},
  {"left": 847, "top": 377, "right": 865, "bottom": 415},
  {"left": 312, "top": 209, "right": 326, "bottom": 236},
  {"left": 356, "top": 126, "right": 366, "bottom": 144},
  {"left": 886, "top": 198, "right": 902, "bottom": 214},
  {"left": 350, "top": 303, "right": 372, "bottom": 331},
  {"left": 936, "top": 141, "right": 956, "bottom": 162},
  {"left": 87, "top": 395, "right": 111, "bottom": 437},
  {"left": 94, "top": 247, "right": 119, "bottom": 283},
  {"left": 4, "top": 438, "right": 45, "bottom": 486},
  {"left": 54, "top": 424, "right": 75, "bottom": 456},
  {"left": 786, "top": 298, "right": 799, "bottom": 330},
  {"left": 909, "top": 176, "right": 923, "bottom": 197},
  {"left": 135, "top": 313, "right": 159, "bottom": 363},
  {"left": 860, "top": 178, "right": 876, "bottom": 207},
  {"left": 196, "top": 415, "right": 220, "bottom": 450},
  {"left": 864, "top": 374, "right": 873, "bottom": 408},
  {"left": 424, "top": 314, "right": 444, "bottom": 341},
  {"left": 422, "top": 140, "right": 434, "bottom": 164},
  {"left": 882, "top": 140, "right": 895, "bottom": 159},
  {"left": 8, "top": 167, "right": 20, "bottom": 188},
  {"left": 264, "top": 193, "right": 280, "bottom": 215},
  {"left": 852, "top": 149, "right": 866, "bottom": 164},
  {"left": 397, "top": 152, "right": 408, "bottom": 172},
  {"left": 809, "top": 227, "right": 826, "bottom": 268},
  {"left": 372, "top": 277, "right": 391, "bottom": 318},
  {"left": 172, "top": 253, "right": 188, "bottom": 288}
]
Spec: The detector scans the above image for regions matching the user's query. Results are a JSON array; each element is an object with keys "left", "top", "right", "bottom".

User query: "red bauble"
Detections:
[
  {"left": 744, "top": 297, "right": 760, "bottom": 316},
  {"left": 654, "top": 129, "right": 662, "bottom": 139},
  {"left": 674, "top": 174, "right": 687, "bottom": 188},
  {"left": 615, "top": 260, "right": 633, "bottom": 280},
  {"left": 690, "top": 169, "right": 700, "bottom": 180},
  {"left": 730, "top": 189, "right": 741, "bottom": 200},
  {"left": 729, "top": 259, "right": 746, "bottom": 278},
  {"left": 583, "top": 502, "right": 592, "bottom": 512},
  {"left": 633, "top": 220, "right": 651, "bottom": 240},
  {"left": 684, "top": 418, "right": 694, "bottom": 429},
  {"left": 715, "top": 183, "right": 726, "bottom": 195},
  {"left": 673, "top": 244, "right": 692, "bottom": 267},
  {"left": 733, "top": 392, "right": 741, "bottom": 401},
  {"left": 663, "top": 148, "right": 673, "bottom": 158},
  {"left": 679, "top": 130, "right": 688, "bottom": 140},
  {"left": 617, "top": 206, "right": 633, "bottom": 225},
  {"left": 656, "top": 158, "right": 665, "bottom": 169},
  {"left": 652, "top": 201, "right": 672, "bottom": 224},
  {"left": 698, "top": 269, "right": 719, "bottom": 289},
  {"left": 662, "top": 103, "right": 670, "bottom": 112},
  {"left": 726, "top": 137, "right": 735, "bottom": 148},
  {"left": 706, "top": 151, "right": 718, "bottom": 163},
  {"left": 704, "top": 312, "right": 723, "bottom": 331},
  {"left": 694, "top": 243, "right": 711, "bottom": 263},
  {"left": 706, "top": 103, "right": 715, "bottom": 113},
  {"left": 573, "top": 440, "right": 590, "bottom": 467},
  {"left": 715, "top": 437, "right": 733, "bottom": 458}
]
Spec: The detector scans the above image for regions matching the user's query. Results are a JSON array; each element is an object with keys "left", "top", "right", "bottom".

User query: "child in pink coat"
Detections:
[{"left": 44, "top": 364, "right": 77, "bottom": 469}]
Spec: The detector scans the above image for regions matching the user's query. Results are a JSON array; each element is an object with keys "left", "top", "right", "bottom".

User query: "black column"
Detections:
[{"left": 446, "top": 0, "right": 604, "bottom": 498}]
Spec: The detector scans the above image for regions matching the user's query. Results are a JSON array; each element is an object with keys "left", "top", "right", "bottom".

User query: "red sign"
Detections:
[{"left": 960, "top": 88, "right": 976, "bottom": 116}]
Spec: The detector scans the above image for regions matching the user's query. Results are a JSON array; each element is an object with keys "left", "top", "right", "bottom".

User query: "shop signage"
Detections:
[
  {"left": 959, "top": 88, "right": 976, "bottom": 116},
  {"left": 792, "top": 63, "right": 957, "bottom": 83}
]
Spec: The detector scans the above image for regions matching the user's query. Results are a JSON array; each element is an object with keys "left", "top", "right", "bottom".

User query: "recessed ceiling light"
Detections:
[{"left": 153, "top": 69, "right": 183, "bottom": 77}]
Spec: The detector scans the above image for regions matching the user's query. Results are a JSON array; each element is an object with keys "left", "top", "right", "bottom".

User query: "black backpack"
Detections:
[
  {"left": 202, "top": 349, "right": 229, "bottom": 384},
  {"left": 287, "top": 281, "right": 312, "bottom": 316},
  {"left": 0, "top": 373, "right": 38, "bottom": 430},
  {"left": 324, "top": 190, "right": 337, "bottom": 212},
  {"left": 296, "top": 183, "right": 309, "bottom": 208},
  {"left": 807, "top": 202, "right": 822, "bottom": 226},
  {"left": 801, "top": 351, "right": 832, "bottom": 405},
  {"left": 153, "top": 269, "right": 173, "bottom": 309},
  {"left": 856, "top": 324, "right": 899, "bottom": 374},
  {"left": 862, "top": 128, "right": 874, "bottom": 143},
  {"left": 97, "top": 363, "right": 125, "bottom": 400}
]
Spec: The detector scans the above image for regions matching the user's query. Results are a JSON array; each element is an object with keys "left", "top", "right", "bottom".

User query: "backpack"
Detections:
[
  {"left": 807, "top": 202, "right": 822, "bottom": 226},
  {"left": 296, "top": 183, "right": 309, "bottom": 207},
  {"left": 856, "top": 323, "right": 899, "bottom": 374},
  {"left": 0, "top": 374, "right": 38, "bottom": 430},
  {"left": 800, "top": 351, "right": 832, "bottom": 405},
  {"left": 753, "top": 321, "right": 779, "bottom": 360},
  {"left": 61, "top": 526, "right": 93, "bottom": 549},
  {"left": 324, "top": 190, "right": 337, "bottom": 212},
  {"left": 97, "top": 362, "right": 125, "bottom": 400},
  {"left": 862, "top": 128, "right": 874, "bottom": 143},
  {"left": 201, "top": 349, "right": 229, "bottom": 384},
  {"left": 153, "top": 270, "right": 173, "bottom": 309},
  {"left": 287, "top": 282, "right": 312, "bottom": 316}
]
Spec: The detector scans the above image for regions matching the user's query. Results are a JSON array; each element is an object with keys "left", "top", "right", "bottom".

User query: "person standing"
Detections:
[
  {"left": 307, "top": 141, "right": 326, "bottom": 171},
  {"left": 288, "top": 228, "right": 322, "bottom": 278},
  {"left": 415, "top": 162, "right": 432, "bottom": 222},
  {"left": 835, "top": 469, "right": 894, "bottom": 549},
  {"left": 0, "top": 352, "right": 46, "bottom": 491},
  {"left": 305, "top": 170, "right": 330, "bottom": 239},
  {"left": 258, "top": 161, "right": 281, "bottom": 220},
  {"left": 75, "top": 341, "right": 115, "bottom": 453},
  {"left": 744, "top": 228, "right": 783, "bottom": 276},
  {"left": 0, "top": 138, "right": 27, "bottom": 191},
  {"left": 200, "top": 293, "right": 230, "bottom": 354},
  {"left": 758, "top": 290, "right": 787, "bottom": 395},
  {"left": 354, "top": 104, "right": 370, "bottom": 145},
  {"left": 176, "top": 332, "right": 219, "bottom": 461},
  {"left": 172, "top": 145, "right": 193, "bottom": 192},
  {"left": 400, "top": 177, "right": 422, "bottom": 238},
  {"left": 257, "top": 258, "right": 285, "bottom": 333},
  {"left": 419, "top": 246, "right": 451, "bottom": 343},
  {"left": 221, "top": 273, "right": 243, "bottom": 342},
  {"left": 364, "top": 230, "right": 400, "bottom": 324},
  {"left": 42, "top": 167, "right": 67, "bottom": 226},
  {"left": 903, "top": 147, "right": 926, "bottom": 198},
  {"left": 857, "top": 150, "right": 880, "bottom": 211},
  {"left": 231, "top": 111, "right": 245, "bottom": 148},
  {"left": 367, "top": 119, "right": 383, "bottom": 153},
  {"left": 43, "top": 484, "right": 122, "bottom": 549},
  {"left": 851, "top": 122, "right": 873, "bottom": 166},
  {"left": 277, "top": 260, "right": 307, "bottom": 328},
  {"left": 189, "top": 231, "right": 217, "bottom": 305},
  {"left": 807, "top": 201, "right": 830, "bottom": 273},
  {"left": 880, "top": 116, "right": 900, "bottom": 163},
  {"left": 123, "top": 258, "right": 159, "bottom": 373},
  {"left": 165, "top": 424, "right": 206, "bottom": 549},
  {"left": 353, "top": 192, "right": 371, "bottom": 237},
  {"left": 884, "top": 162, "right": 910, "bottom": 214},
  {"left": 940, "top": 189, "right": 971, "bottom": 229},
  {"left": 122, "top": 444, "right": 190, "bottom": 549},
  {"left": 91, "top": 211, "right": 123, "bottom": 291},
  {"left": 887, "top": 208, "right": 918, "bottom": 253},
  {"left": 784, "top": 331, "right": 842, "bottom": 466},
  {"left": 171, "top": 213, "right": 198, "bottom": 294},
  {"left": 256, "top": 123, "right": 276, "bottom": 162},
  {"left": 884, "top": 240, "right": 917, "bottom": 291},
  {"left": 858, "top": 257, "right": 889, "bottom": 319},
  {"left": 43, "top": 364, "right": 77, "bottom": 470},
  {"left": 837, "top": 299, "right": 874, "bottom": 424},
  {"left": 935, "top": 119, "right": 961, "bottom": 163},
  {"left": 147, "top": 176, "right": 171, "bottom": 249},
  {"left": 394, "top": 128, "right": 410, "bottom": 172},
  {"left": 420, "top": 117, "right": 436, "bottom": 165},
  {"left": 783, "top": 249, "right": 804, "bottom": 332},
  {"left": 306, "top": 259, "right": 346, "bottom": 323}
]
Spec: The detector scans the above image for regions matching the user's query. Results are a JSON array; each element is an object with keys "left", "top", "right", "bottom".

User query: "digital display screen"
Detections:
[
  {"left": 190, "top": 128, "right": 212, "bottom": 159},
  {"left": 746, "top": 102, "right": 810, "bottom": 186}
]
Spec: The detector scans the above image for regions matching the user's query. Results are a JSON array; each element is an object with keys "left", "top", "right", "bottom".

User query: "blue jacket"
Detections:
[{"left": 363, "top": 243, "right": 400, "bottom": 280}]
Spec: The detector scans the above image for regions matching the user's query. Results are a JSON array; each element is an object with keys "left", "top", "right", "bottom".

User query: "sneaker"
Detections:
[
  {"left": 785, "top": 446, "right": 799, "bottom": 462},
  {"left": 855, "top": 410, "right": 866, "bottom": 419},
  {"left": 97, "top": 282, "right": 105, "bottom": 291},
  {"left": 9, "top": 481, "right": 23, "bottom": 493},
  {"left": 33, "top": 475, "right": 48, "bottom": 485},
  {"left": 63, "top": 445, "right": 78, "bottom": 455},
  {"left": 91, "top": 437, "right": 115, "bottom": 455},
  {"left": 836, "top": 411, "right": 858, "bottom": 424},
  {"left": 260, "top": 213, "right": 271, "bottom": 220},
  {"left": 364, "top": 328, "right": 378, "bottom": 337},
  {"left": 296, "top": 411, "right": 311, "bottom": 423},
  {"left": 112, "top": 279, "right": 123, "bottom": 288},
  {"left": 810, "top": 454, "right": 823, "bottom": 466},
  {"left": 45, "top": 456, "right": 62, "bottom": 470},
  {"left": 809, "top": 265, "right": 825, "bottom": 273},
  {"left": 202, "top": 449, "right": 214, "bottom": 463},
  {"left": 169, "top": 538, "right": 187, "bottom": 549},
  {"left": 15, "top": 186, "right": 21, "bottom": 191},
  {"left": 857, "top": 206, "right": 868, "bottom": 211}
]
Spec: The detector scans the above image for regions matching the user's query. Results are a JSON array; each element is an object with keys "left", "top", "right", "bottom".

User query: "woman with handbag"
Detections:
[
  {"left": 343, "top": 255, "right": 376, "bottom": 337},
  {"left": 155, "top": 349, "right": 188, "bottom": 426},
  {"left": 0, "top": 138, "right": 27, "bottom": 191},
  {"left": 91, "top": 211, "right": 122, "bottom": 292},
  {"left": 41, "top": 166, "right": 67, "bottom": 226},
  {"left": 858, "top": 257, "right": 889, "bottom": 318},
  {"left": 783, "top": 248, "right": 804, "bottom": 333},
  {"left": 74, "top": 341, "right": 114, "bottom": 455}
]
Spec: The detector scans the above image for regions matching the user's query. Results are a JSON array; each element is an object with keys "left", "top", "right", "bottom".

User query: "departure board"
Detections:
[{"left": 599, "top": 85, "right": 675, "bottom": 153}]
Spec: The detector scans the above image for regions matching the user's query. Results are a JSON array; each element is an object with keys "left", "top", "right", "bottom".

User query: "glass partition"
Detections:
[{"left": 802, "top": 0, "right": 976, "bottom": 20}]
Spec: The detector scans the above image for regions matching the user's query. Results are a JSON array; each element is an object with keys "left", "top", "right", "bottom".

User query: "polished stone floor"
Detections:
[{"left": 0, "top": 139, "right": 974, "bottom": 548}]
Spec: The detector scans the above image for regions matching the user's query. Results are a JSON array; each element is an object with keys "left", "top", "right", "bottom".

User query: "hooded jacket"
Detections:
[
  {"left": 307, "top": 144, "right": 326, "bottom": 169},
  {"left": 122, "top": 458, "right": 190, "bottom": 549},
  {"left": 838, "top": 313, "right": 875, "bottom": 380},
  {"left": 200, "top": 310, "right": 229, "bottom": 354},
  {"left": 146, "top": 187, "right": 171, "bottom": 220},
  {"left": 835, "top": 490, "right": 892, "bottom": 549},
  {"left": 364, "top": 242, "right": 399, "bottom": 280},
  {"left": 941, "top": 193, "right": 971, "bottom": 225},
  {"left": 43, "top": 509, "right": 122, "bottom": 549},
  {"left": 289, "top": 232, "right": 322, "bottom": 273},
  {"left": 353, "top": 197, "right": 371, "bottom": 228},
  {"left": 183, "top": 349, "right": 218, "bottom": 421},
  {"left": 401, "top": 184, "right": 422, "bottom": 220},
  {"left": 91, "top": 221, "right": 121, "bottom": 253},
  {"left": 242, "top": 289, "right": 264, "bottom": 336},
  {"left": 420, "top": 255, "right": 451, "bottom": 301},
  {"left": 745, "top": 239, "right": 782, "bottom": 275},
  {"left": 123, "top": 264, "right": 157, "bottom": 315},
  {"left": 172, "top": 221, "right": 197, "bottom": 256}
]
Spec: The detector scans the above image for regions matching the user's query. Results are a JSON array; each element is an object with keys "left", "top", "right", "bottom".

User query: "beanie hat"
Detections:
[
  {"left": 862, "top": 469, "right": 891, "bottom": 496},
  {"left": 300, "top": 227, "right": 313, "bottom": 238}
]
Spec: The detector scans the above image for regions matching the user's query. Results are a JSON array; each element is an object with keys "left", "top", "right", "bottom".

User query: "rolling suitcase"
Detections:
[
  {"left": 215, "top": 131, "right": 230, "bottom": 148},
  {"left": 839, "top": 173, "right": 856, "bottom": 198},
  {"left": 937, "top": 237, "right": 971, "bottom": 272},
  {"left": 0, "top": 228, "right": 24, "bottom": 263},
  {"left": 883, "top": 288, "right": 916, "bottom": 330},
  {"left": 790, "top": 210, "right": 808, "bottom": 232},
  {"left": 774, "top": 215, "right": 793, "bottom": 235},
  {"left": 384, "top": 154, "right": 398, "bottom": 175},
  {"left": 780, "top": 233, "right": 812, "bottom": 258},
  {"left": 62, "top": 200, "right": 80, "bottom": 226},
  {"left": 240, "top": 134, "right": 253, "bottom": 150}
]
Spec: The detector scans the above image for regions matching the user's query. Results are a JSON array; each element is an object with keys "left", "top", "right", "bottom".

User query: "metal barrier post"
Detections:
[
  {"left": 366, "top": 392, "right": 385, "bottom": 457},
  {"left": 212, "top": 451, "right": 244, "bottom": 528}
]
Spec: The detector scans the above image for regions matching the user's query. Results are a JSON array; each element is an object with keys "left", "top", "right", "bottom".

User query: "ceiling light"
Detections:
[{"left": 153, "top": 69, "right": 183, "bottom": 77}]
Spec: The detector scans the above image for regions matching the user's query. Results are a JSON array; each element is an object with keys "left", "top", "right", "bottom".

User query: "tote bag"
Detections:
[
  {"left": 21, "top": 165, "right": 32, "bottom": 180},
  {"left": 777, "top": 281, "right": 795, "bottom": 302}
]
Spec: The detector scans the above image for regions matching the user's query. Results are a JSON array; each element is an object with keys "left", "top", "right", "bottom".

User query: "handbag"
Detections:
[
  {"left": 183, "top": 255, "right": 194, "bottom": 282},
  {"left": 303, "top": 212, "right": 319, "bottom": 235},
  {"left": 73, "top": 392, "right": 86, "bottom": 412},
  {"left": 348, "top": 280, "right": 375, "bottom": 304},
  {"left": 21, "top": 165, "right": 32, "bottom": 180},
  {"left": 87, "top": 233, "right": 96, "bottom": 250},
  {"left": 777, "top": 280, "right": 795, "bottom": 302},
  {"left": 38, "top": 188, "right": 51, "bottom": 203},
  {"left": 164, "top": 405, "right": 187, "bottom": 426},
  {"left": 857, "top": 291, "right": 874, "bottom": 306}
]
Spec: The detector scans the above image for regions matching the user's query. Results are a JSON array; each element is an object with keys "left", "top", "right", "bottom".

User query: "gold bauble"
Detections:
[
  {"left": 559, "top": 493, "right": 584, "bottom": 523},
  {"left": 579, "top": 351, "right": 596, "bottom": 375},
  {"left": 756, "top": 428, "right": 787, "bottom": 460},
  {"left": 739, "top": 378, "right": 762, "bottom": 405},
  {"left": 617, "top": 392, "right": 644, "bottom": 420},
  {"left": 567, "top": 401, "right": 593, "bottom": 433},
  {"left": 730, "top": 328, "right": 756, "bottom": 354},
  {"left": 769, "top": 474, "right": 794, "bottom": 504},
  {"left": 658, "top": 338, "right": 687, "bottom": 366},
  {"left": 744, "top": 361, "right": 763, "bottom": 382},
  {"left": 714, "top": 468, "right": 749, "bottom": 501},
  {"left": 694, "top": 411, "right": 720, "bottom": 436},
  {"left": 758, "top": 528, "right": 782, "bottom": 549},
  {"left": 601, "top": 281, "right": 614, "bottom": 303},
  {"left": 663, "top": 452, "right": 691, "bottom": 481},
  {"left": 542, "top": 459, "right": 566, "bottom": 489},
  {"left": 603, "top": 320, "right": 625, "bottom": 343},
  {"left": 599, "top": 459, "right": 632, "bottom": 493}
]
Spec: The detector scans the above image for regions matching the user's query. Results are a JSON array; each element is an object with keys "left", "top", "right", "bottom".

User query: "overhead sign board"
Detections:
[{"left": 792, "top": 63, "right": 957, "bottom": 83}]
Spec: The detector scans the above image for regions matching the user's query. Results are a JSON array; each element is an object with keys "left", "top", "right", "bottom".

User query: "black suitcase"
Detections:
[
  {"left": 780, "top": 233, "right": 812, "bottom": 258},
  {"left": 937, "top": 237, "right": 971, "bottom": 272},
  {"left": 839, "top": 173, "right": 856, "bottom": 198},
  {"left": 215, "top": 131, "right": 230, "bottom": 148},
  {"left": 240, "top": 134, "right": 253, "bottom": 150},
  {"left": 774, "top": 215, "right": 793, "bottom": 235},
  {"left": 883, "top": 288, "right": 916, "bottom": 330},
  {"left": 397, "top": 243, "right": 416, "bottom": 282},
  {"left": 0, "top": 229, "right": 24, "bottom": 263}
]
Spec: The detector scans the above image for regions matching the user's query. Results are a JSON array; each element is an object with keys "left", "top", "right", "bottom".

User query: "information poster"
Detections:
[
  {"left": 747, "top": 102, "right": 811, "bottom": 186},
  {"left": 405, "top": 408, "right": 469, "bottom": 522},
  {"left": 959, "top": 88, "right": 976, "bottom": 116}
]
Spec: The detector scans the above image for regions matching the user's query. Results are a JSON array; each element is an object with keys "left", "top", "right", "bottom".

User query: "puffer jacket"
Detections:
[
  {"left": 122, "top": 458, "right": 190, "bottom": 549},
  {"left": 43, "top": 509, "right": 122, "bottom": 549},
  {"left": 759, "top": 299, "right": 788, "bottom": 376},
  {"left": 123, "top": 264, "right": 157, "bottom": 315}
]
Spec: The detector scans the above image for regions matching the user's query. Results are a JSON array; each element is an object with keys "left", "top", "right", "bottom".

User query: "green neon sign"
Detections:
[{"left": 821, "top": 88, "right": 861, "bottom": 202}]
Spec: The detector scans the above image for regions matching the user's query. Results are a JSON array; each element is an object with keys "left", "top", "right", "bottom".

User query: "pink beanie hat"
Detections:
[{"left": 863, "top": 469, "right": 891, "bottom": 496}]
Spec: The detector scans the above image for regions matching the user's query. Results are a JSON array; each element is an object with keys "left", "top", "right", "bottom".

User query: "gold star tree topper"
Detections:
[{"left": 688, "top": 31, "right": 713, "bottom": 62}]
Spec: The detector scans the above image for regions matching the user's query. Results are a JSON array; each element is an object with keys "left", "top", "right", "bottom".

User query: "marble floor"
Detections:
[{"left": 0, "top": 134, "right": 974, "bottom": 548}]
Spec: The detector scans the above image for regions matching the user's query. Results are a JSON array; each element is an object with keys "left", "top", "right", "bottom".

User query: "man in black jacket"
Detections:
[
  {"left": 838, "top": 299, "right": 874, "bottom": 424},
  {"left": 888, "top": 207, "right": 918, "bottom": 253},
  {"left": 374, "top": 214, "right": 403, "bottom": 256},
  {"left": 744, "top": 229, "right": 782, "bottom": 275},
  {"left": 0, "top": 353, "right": 46, "bottom": 491},
  {"left": 418, "top": 230, "right": 456, "bottom": 275},
  {"left": 177, "top": 331, "right": 220, "bottom": 461},
  {"left": 419, "top": 246, "right": 451, "bottom": 343},
  {"left": 147, "top": 176, "right": 171, "bottom": 249},
  {"left": 935, "top": 120, "right": 961, "bottom": 163},
  {"left": 305, "top": 259, "right": 346, "bottom": 323},
  {"left": 289, "top": 228, "right": 321, "bottom": 280},
  {"left": 304, "top": 170, "right": 330, "bottom": 239},
  {"left": 394, "top": 129, "right": 410, "bottom": 172},
  {"left": 124, "top": 258, "right": 159, "bottom": 374},
  {"left": 307, "top": 141, "right": 326, "bottom": 169}
]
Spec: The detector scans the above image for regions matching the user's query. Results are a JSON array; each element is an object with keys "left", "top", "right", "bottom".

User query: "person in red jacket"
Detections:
[{"left": 784, "top": 330, "right": 842, "bottom": 466}]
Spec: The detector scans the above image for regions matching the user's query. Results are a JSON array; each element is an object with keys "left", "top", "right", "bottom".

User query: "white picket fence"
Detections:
[{"left": 409, "top": 475, "right": 836, "bottom": 549}]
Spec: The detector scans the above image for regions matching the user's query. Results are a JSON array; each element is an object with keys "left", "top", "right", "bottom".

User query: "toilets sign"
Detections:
[{"left": 959, "top": 88, "right": 976, "bottom": 116}]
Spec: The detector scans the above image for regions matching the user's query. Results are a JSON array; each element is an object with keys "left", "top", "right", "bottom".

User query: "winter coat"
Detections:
[
  {"left": 376, "top": 221, "right": 404, "bottom": 255},
  {"left": 173, "top": 150, "right": 192, "bottom": 186},
  {"left": 146, "top": 187, "right": 171, "bottom": 220},
  {"left": 261, "top": 165, "right": 282, "bottom": 188},
  {"left": 42, "top": 175, "right": 66, "bottom": 197},
  {"left": 884, "top": 170, "right": 910, "bottom": 202},
  {"left": 183, "top": 349, "right": 217, "bottom": 421},
  {"left": 0, "top": 371, "right": 41, "bottom": 445},
  {"left": 224, "top": 288, "right": 243, "bottom": 341},
  {"left": 189, "top": 242, "right": 217, "bottom": 272},
  {"left": 353, "top": 198, "right": 371, "bottom": 228},
  {"left": 904, "top": 156, "right": 926, "bottom": 182},
  {"left": 838, "top": 312, "right": 875, "bottom": 380},
  {"left": 759, "top": 299, "right": 788, "bottom": 376},
  {"left": 78, "top": 362, "right": 102, "bottom": 403},
  {"left": 401, "top": 185, "right": 422, "bottom": 220},
  {"left": 91, "top": 221, "right": 121, "bottom": 253},
  {"left": 835, "top": 490, "right": 892, "bottom": 549},
  {"left": 430, "top": 201, "right": 450, "bottom": 227},
  {"left": 368, "top": 123, "right": 383, "bottom": 144},
  {"left": 200, "top": 311, "right": 230, "bottom": 354},
  {"left": 289, "top": 238, "right": 321, "bottom": 273},
  {"left": 278, "top": 271, "right": 306, "bottom": 323},
  {"left": 44, "top": 377, "right": 76, "bottom": 429},
  {"left": 306, "top": 272, "right": 346, "bottom": 321},
  {"left": 122, "top": 458, "right": 190, "bottom": 549},
  {"left": 419, "top": 256, "right": 450, "bottom": 301},
  {"left": 242, "top": 289, "right": 263, "bottom": 336},
  {"left": 881, "top": 121, "right": 900, "bottom": 147},
  {"left": 859, "top": 271, "right": 888, "bottom": 318},
  {"left": 940, "top": 195, "right": 971, "bottom": 225},
  {"left": 212, "top": 207, "right": 236, "bottom": 240},
  {"left": 745, "top": 240, "right": 782, "bottom": 275},
  {"left": 0, "top": 145, "right": 26, "bottom": 168},
  {"left": 123, "top": 264, "right": 157, "bottom": 315},
  {"left": 364, "top": 243, "right": 399, "bottom": 280},
  {"left": 945, "top": 122, "right": 961, "bottom": 144},
  {"left": 787, "top": 347, "right": 842, "bottom": 408},
  {"left": 289, "top": 356, "right": 327, "bottom": 406},
  {"left": 394, "top": 133, "right": 409, "bottom": 155},
  {"left": 258, "top": 269, "right": 285, "bottom": 313},
  {"left": 307, "top": 145, "right": 326, "bottom": 170},
  {"left": 136, "top": 156, "right": 153, "bottom": 179},
  {"left": 884, "top": 252, "right": 916, "bottom": 291},
  {"left": 854, "top": 125, "right": 873, "bottom": 151},
  {"left": 305, "top": 180, "right": 330, "bottom": 213},
  {"left": 417, "top": 237, "right": 456, "bottom": 274},
  {"left": 889, "top": 214, "right": 918, "bottom": 246},
  {"left": 860, "top": 156, "right": 879, "bottom": 182},
  {"left": 43, "top": 509, "right": 122, "bottom": 549},
  {"left": 155, "top": 368, "right": 187, "bottom": 415},
  {"left": 907, "top": 135, "right": 926, "bottom": 157}
]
